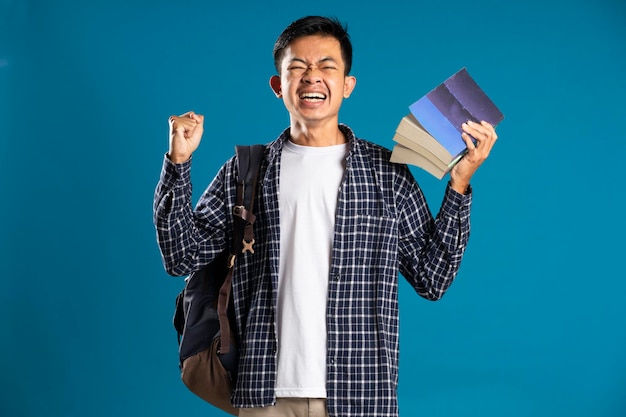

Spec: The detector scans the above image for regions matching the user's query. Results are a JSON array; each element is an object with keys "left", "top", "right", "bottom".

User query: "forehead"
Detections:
[{"left": 281, "top": 34, "right": 344, "bottom": 64}]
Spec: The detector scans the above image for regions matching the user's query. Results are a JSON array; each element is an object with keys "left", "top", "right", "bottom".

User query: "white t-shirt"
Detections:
[{"left": 275, "top": 140, "right": 347, "bottom": 398}]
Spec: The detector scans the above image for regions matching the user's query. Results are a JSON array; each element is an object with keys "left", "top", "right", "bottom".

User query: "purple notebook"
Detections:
[{"left": 409, "top": 68, "right": 504, "bottom": 157}]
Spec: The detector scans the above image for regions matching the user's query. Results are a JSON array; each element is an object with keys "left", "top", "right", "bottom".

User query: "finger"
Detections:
[
  {"left": 193, "top": 114, "right": 204, "bottom": 138},
  {"left": 173, "top": 112, "right": 204, "bottom": 130},
  {"left": 480, "top": 120, "right": 495, "bottom": 131},
  {"left": 461, "top": 122, "right": 480, "bottom": 148},
  {"left": 477, "top": 122, "right": 497, "bottom": 155},
  {"left": 169, "top": 111, "right": 201, "bottom": 124},
  {"left": 475, "top": 123, "right": 498, "bottom": 155},
  {"left": 169, "top": 116, "right": 199, "bottom": 139},
  {"left": 461, "top": 131, "right": 478, "bottom": 152},
  {"left": 170, "top": 114, "right": 199, "bottom": 128},
  {"left": 465, "top": 120, "right": 497, "bottom": 147},
  {"left": 480, "top": 120, "right": 498, "bottom": 142},
  {"left": 190, "top": 112, "right": 204, "bottom": 127}
]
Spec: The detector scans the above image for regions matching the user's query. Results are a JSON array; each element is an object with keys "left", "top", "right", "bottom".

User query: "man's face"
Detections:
[{"left": 271, "top": 34, "right": 356, "bottom": 128}]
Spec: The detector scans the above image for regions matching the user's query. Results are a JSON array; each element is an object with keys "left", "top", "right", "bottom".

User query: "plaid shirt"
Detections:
[{"left": 154, "top": 124, "right": 471, "bottom": 417}]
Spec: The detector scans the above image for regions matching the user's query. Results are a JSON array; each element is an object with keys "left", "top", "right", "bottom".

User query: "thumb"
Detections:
[
  {"left": 190, "top": 113, "right": 204, "bottom": 140},
  {"left": 191, "top": 113, "right": 204, "bottom": 130},
  {"left": 169, "top": 116, "right": 189, "bottom": 140}
]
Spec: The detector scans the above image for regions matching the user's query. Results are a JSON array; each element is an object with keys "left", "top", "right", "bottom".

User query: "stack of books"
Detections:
[{"left": 390, "top": 67, "right": 504, "bottom": 179}]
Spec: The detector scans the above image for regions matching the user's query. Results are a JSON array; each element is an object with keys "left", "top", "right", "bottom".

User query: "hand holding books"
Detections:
[
  {"left": 448, "top": 120, "right": 499, "bottom": 193},
  {"left": 390, "top": 68, "right": 504, "bottom": 186}
]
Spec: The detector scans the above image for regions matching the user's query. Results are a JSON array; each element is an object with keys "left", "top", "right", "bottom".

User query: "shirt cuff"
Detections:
[
  {"left": 440, "top": 182, "right": 472, "bottom": 219},
  {"left": 159, "top": 153, "right": 192, "bottom": 190}
]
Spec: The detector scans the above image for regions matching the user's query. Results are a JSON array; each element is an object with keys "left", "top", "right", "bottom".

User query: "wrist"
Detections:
[
  {"left": 167, "top": 152, "right": 191, "bottom": 164},
  {"left": 449, "top": 178, "right": 470, "bottom": 195}
]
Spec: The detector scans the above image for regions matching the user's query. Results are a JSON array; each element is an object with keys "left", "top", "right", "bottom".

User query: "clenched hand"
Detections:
[{"left": 167, "top": 111, "right": 205, "bottom": 164}]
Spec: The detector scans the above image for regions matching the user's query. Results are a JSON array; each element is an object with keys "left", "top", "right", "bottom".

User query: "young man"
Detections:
[{"left": 154, "top": 16, "right": 497, "bottom": 417}]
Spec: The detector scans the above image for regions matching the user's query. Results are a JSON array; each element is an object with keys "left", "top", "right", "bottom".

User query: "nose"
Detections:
[{"left": 302, "top": 65, "right": 322, "bottom": 83}]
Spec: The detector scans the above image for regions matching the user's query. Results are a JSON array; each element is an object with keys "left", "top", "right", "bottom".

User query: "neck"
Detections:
[{"left": 288, "top": 120, "right": 346, "bottom": 147}]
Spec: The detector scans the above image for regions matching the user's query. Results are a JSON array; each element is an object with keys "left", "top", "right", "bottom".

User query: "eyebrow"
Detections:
[{"left": 289, "top": 57, "right": 338, "bottom": 65}]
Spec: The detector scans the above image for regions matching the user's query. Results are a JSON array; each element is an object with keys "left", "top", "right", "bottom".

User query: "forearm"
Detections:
[
  {"left": 153, "top": 155, "right": 226, "bottom": 276},
  {"left": 400, "top": 183, "right": 471, "bottom": 300},
  {"left": 449, "top": 177, "right": 471, "bottom": 195}
]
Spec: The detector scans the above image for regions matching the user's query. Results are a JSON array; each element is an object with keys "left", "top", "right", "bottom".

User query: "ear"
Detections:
[
  {"left": 269, "top": 75, "right": 282, "bottom": 98},
  {"left": 343, "top": 75, "right": 357, "bottom": 99}
]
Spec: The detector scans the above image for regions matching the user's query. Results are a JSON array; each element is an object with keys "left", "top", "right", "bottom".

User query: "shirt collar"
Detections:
[{"left": 267, "top": 124, "right": 358, "bottom": 160}]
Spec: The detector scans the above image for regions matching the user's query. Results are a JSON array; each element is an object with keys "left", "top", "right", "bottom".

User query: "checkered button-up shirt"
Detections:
[{"left": 154, "top": 125, "right": 471, "bottom": 417}]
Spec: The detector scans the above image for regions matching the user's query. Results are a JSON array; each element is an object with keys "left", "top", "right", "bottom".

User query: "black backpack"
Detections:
[{"left": 172, "top": 144, "right": 265, "bottom": 415}]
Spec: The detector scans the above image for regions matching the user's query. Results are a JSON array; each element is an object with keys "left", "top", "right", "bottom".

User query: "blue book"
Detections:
[{"left": 391, "top": 68, "right": 504, "bottom": 178}]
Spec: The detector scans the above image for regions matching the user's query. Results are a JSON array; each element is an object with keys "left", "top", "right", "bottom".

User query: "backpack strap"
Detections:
[
  {"left": 217, "top": 144, "right": 265, "bottom": 354},
  {"left": 232, "top": 144, "right": 265, "bottom": 255}
]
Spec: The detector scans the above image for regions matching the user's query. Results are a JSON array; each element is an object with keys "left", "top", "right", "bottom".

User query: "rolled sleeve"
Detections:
[{"left": 439, "top": 182, "right": 472, "bottom": 220}]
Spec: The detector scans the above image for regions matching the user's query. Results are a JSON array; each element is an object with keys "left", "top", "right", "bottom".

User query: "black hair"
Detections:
[{"left": 272, "top": 16, "right": 353, "bottom": 75}]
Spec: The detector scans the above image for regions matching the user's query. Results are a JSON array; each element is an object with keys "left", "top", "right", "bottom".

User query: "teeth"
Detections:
[{"left": 300, "top": 93, "right": 326, "bottom": 100}]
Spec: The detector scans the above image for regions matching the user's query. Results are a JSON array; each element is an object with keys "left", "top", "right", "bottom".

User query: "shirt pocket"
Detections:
[{"left": 355, "top": 214, "right": 398, "bottom": 268}]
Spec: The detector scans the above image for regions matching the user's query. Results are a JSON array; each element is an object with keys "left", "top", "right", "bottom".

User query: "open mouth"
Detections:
[{"left": 299, "top": 92, "right": 327, "bottom": 102}]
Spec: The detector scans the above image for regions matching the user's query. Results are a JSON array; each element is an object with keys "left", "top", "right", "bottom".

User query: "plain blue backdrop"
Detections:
[{"left": 1, "top": 0, "right": 625, "bottom": 416}]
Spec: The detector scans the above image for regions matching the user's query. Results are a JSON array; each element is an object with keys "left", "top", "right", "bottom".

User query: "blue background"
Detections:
[{"left": 1, "top": 0, "right": 624, "bottom": 416}]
